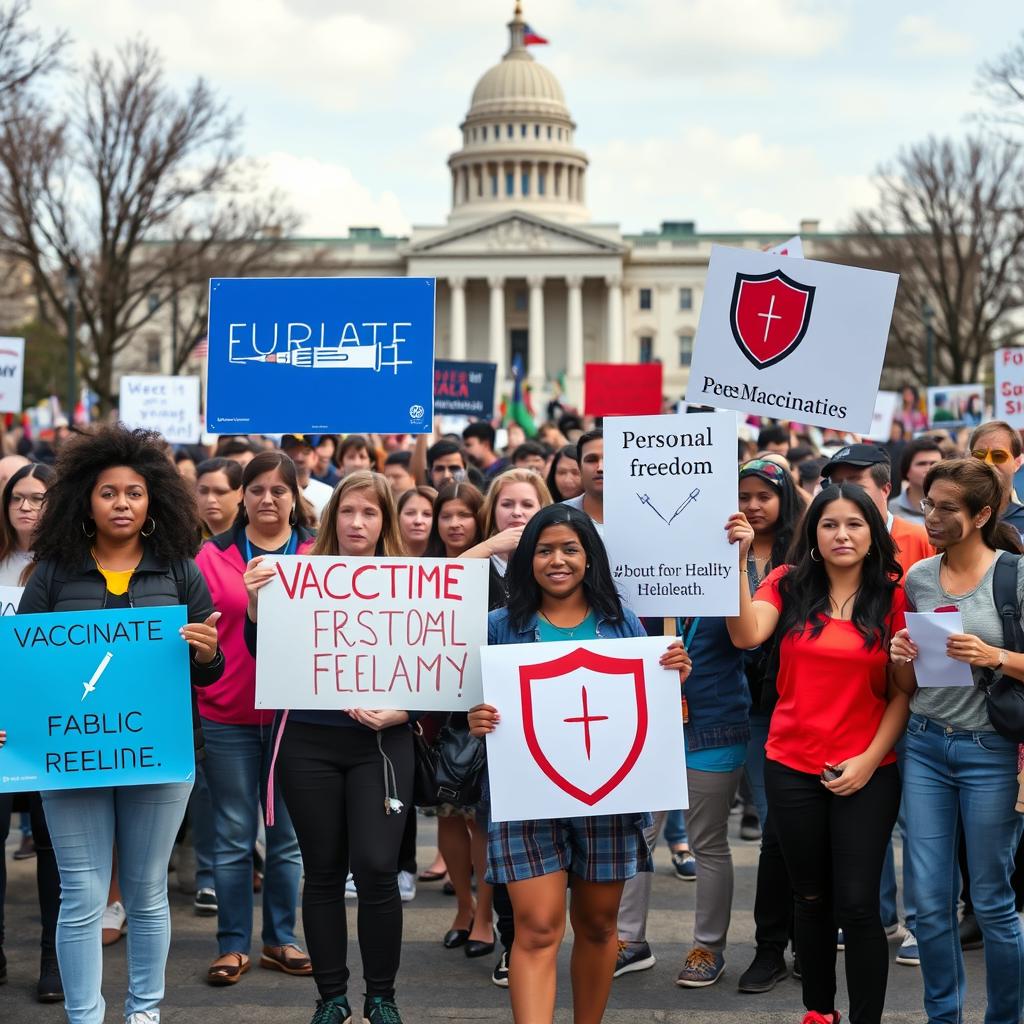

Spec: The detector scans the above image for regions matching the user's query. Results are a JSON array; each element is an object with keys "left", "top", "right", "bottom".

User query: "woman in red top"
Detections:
[{"left": 725, "top": 482, "right": 912, "bottom": 1024}]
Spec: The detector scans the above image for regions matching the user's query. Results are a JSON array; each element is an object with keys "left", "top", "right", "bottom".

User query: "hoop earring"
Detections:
[
  {"left": 81, "top": 519, "right": 96, "bottom": 539},
  {"left": 140, "top": 517, "right": 156, "bottom": 538},
  {"left": 289, "top": 507, "right": 298, "bottom": 526},
  {"left": 810, "top": 547, "right": 821, "bottom": 562}
]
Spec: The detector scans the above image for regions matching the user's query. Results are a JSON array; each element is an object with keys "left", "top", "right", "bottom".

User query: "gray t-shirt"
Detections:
[
  {"left": 904, "top": 550, "right": 1024, "bottom": 731},
  {"left": 561, "top": 494, "right": 604, "bottom": 539}
]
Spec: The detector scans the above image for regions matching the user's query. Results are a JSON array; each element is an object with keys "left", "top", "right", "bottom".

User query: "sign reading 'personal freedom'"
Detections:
[
  {"left": 685, "top": 246, "right": 898, "bottom": 433},
  {"left": 255, "top": 555, "right": 489, "bottom": 711},
  {"left": 0, "top": 606, "right": 195, "bottom": 793},
  {"left": 206, "top": 277, "right": 436, "bottom": 435},
  {"left": 603, "top": 412, "right": 739, "bottom": 617}
]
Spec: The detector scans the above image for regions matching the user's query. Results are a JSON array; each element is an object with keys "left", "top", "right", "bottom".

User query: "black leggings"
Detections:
[
  {"left": 278, "top": 722, "right": 413, "bottom": 1001},
  {"left": 0, "top": 793, "right": 60, "bottom": 957},
  {"left": 752, "top": 807, "right": 793, "bottom": 954},
  {"left": 765, "top": 759, "right": 900, "bottom": 1024}
]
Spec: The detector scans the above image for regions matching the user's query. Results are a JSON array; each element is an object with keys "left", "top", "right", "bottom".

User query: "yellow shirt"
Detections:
[{"left": 94, "top": 563, "right": 134, "bottom": 596}]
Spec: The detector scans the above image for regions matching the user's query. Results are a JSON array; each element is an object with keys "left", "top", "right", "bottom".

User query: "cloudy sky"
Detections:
[{"left": 29, "top": 0, "right": 1022, "bottom": 237}]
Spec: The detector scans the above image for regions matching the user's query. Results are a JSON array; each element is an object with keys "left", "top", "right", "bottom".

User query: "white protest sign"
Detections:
[
  {"left": 0, "top": 585, "right": 23, "bottom": 616},
  {"left": 867, "top": 390, "right": 899, "bottom": 441},
  {"left": 764, "top": 235, "right": 804, "bottom": 258},
  {"left": 119, "top": 375, "right": 201, "bottom": 444},
  {"left": 685, "top": 245, "right": 898, "bottom": 433},
  {"left": 254, "top": 555, "right": 489, "bottom": 711},
  {"left": 0, "top": 337, "right": 25, "bottom": 414},
  {"left": 926, "top": 384, "right": 984, "bottom": 429},
  {"left": 481, "top": 636, "right": 687, "bottom": 822},
  {"left": 603, "top": 412, "right": 739, "bottom": 616},
  {"left": 994, "top": 348, "right": 1024, "bottom": 428}
]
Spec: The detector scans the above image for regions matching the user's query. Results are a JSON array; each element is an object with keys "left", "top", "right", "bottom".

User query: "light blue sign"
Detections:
[
  {"left": 206, "top": 276, "right": 436, "bottom": 435},
  {"left": 0, "top": 606, "right": 195, "bottom": 793}
]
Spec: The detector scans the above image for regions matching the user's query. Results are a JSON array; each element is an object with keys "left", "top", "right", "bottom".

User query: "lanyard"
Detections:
[
  {"left": 244, "top": 531, "right": 297, "bottom": 563},
  {"left": 677, "top": 616, "right": 701, "bottom": 649}
]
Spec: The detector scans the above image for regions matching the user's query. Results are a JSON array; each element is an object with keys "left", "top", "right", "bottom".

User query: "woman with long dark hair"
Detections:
[
  {"left": 469, "top": 504, "right": 690, "bottom": 1024},
  {"left": 0, "top": 462, "right": 53, "bottom": 585},
  {"left": 396, "top": 485, "right": 435, "bottom": 558},
  {"left": 890, "top": 458, "right": 1024, "bottom": 1024},
  {"left": 15, "top": 425, "right": 223, "bottom": 1024},
  {"left": 544, "top": 445, "right": 582, "bottom": 503},
  {"left": 726, "top": 483, "right": 910, "bottom": 1024},
  {"left": 194, "top": 457, "right": 244, "bottom": 540},
  {"left": 246, "top": 470, "right": 413, "bottom": 1024},
  {"left": 424, "top": 481, "right": 483, "bottom": 559}
]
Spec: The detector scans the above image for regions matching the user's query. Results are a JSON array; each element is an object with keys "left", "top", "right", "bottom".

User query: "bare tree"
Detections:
[
  {"left": 823, "top": 135, "right": 1024, "bottom": 387},
  {"left": 0, "top": 0, "right": 65, "bottom": 102},
  {"left": 978, "top": 32, "right": 1024, "bottom": 131},
  {"left": 0, "top": 40, "right": 301, "bottom": 411}
]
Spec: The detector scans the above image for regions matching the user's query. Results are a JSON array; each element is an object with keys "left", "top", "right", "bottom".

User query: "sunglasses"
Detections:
[
  {"left": 971, "top": 448, "right": 1013, "bottom": 466},
  {"left": 739, "top": 459, "right": 787, "bottom": 483}
]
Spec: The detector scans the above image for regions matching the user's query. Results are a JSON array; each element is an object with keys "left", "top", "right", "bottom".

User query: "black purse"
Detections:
[
  {"left": 978, "top": 554, "right": 1024, "bottom": 742},
  {"left": 412, "top": 715, "right": 487, "bottom": 808}
]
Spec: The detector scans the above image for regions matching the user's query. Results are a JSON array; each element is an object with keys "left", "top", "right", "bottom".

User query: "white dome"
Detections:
[{"left": 469, "top": 53, "right": 568, "bottom": 119}]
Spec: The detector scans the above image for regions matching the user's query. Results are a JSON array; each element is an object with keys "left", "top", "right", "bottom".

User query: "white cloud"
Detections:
[{"left": 896, "top": 15, "right": 973, "bottom": 57}]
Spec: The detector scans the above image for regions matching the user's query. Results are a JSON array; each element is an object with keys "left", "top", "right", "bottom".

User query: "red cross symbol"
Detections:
[{"left": 563, "top": 685, "right": 609, "bottom": 760}]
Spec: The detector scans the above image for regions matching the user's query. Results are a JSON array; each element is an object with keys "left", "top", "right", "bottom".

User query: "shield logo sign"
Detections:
[
  {"left": 519, "top": 647, "right": 648, "bottom": 807},
  {"left": 730, "top": 270, "right": 816, "bottom": 369}
]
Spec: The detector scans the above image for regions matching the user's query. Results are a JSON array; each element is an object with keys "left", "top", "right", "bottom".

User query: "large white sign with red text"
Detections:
[
  {"left": 254, "top": 555, "right": 489, "bottom": 711},
  {"left": 0, "top": 337, "right": 25, "bottom": 414},
  {"left": 481, "top": 636, "right": 687, "bottom": 822},
  {"left": 995, "top": 348, "right": 1024, "bottom": 428}
]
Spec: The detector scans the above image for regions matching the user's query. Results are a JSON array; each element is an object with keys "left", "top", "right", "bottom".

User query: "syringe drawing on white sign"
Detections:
[
  {"left": 81, "top": 651, "right": 113, "bottom": 701},
  {"left": 636, "top": 487, "right": 701, "bottom": 526}
]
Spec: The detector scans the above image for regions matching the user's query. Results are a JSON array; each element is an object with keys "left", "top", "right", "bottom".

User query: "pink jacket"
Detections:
[{"left": 195, "top": 527, "right": 315, "bottom": 726}]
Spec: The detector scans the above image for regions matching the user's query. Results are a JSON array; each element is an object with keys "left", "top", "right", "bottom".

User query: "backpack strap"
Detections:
[
  {"left": 169, "top": 559, "right": 189, "bottom": 607},
  {"left": 992, "top": 553, "right": 1024, "bottom": 654}
]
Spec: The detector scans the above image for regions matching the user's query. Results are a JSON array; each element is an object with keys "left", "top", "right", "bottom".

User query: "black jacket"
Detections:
[{"left": 18, "top": 547, "right": 226, "bottom": 756}]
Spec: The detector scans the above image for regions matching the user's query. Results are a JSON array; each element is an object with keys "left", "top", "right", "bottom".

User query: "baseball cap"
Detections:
[
  {"left": 280, "top": 434, "right": 319, "bottom": 450},
  {"left": 821, "top": 443, "right": 890, "bottom": 477}
]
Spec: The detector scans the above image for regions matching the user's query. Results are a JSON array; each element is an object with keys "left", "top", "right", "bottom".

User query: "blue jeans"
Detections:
[
  {"left": 663, "top": 808, "right": 689, "bottom": 849},
  {"left": 744, "top": 713, "right": 770, "bottom": 826},
  {"left": 188, "top": 762, "right": 216, "bottom": 892},
  {"left": 903, "top": 714, "right": 1024, "bottom": 1024},
  {"left": 880, "top": 738, "right": 916, "bottom": 933},
  {"left": 201, "top": 718, "right": 302, "bottom": 954},
  {"left": 42, "top": 782, "right": 192, "bottom": 1024}
]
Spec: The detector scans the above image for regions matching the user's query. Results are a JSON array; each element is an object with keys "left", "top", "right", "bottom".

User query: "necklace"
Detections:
[
  {"left": 829, "top": 589, "right": 859, "bottom": 619},
  {"left": 540, "top": 612, "right": 591, "bottom": 639},
  {"left": 90, "top": 548, "right": 138, "bottom": 573}
]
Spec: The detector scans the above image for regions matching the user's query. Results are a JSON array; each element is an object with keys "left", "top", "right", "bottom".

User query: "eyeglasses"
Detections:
[
  {"left": 920, "top": 498, "right": 962, "bottom": 516},
  {"left": 8, "top": 493, "right": 45, "bottom": 510},
  {"left": 971, "top": 448, "right": 1013, "bottom": 466},
  {"left": 739, "top": 459, "right": 787, "bottom": 483}
]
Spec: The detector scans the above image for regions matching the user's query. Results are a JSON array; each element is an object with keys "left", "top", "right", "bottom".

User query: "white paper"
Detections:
[
  {"left": 994, "top": 348, "right": 1024, "bottom": 429},
  {"left": 0, "top": 585, "right": 23, "bottom": 616},
  {"left": 254, "top": 555, "right": 489, "bottom": 711},
  {"left": 685, "top": 245, "right": 898, "bottom": 433},
  {"left": 603, "top": 412, "right": 739, "bottom": 616},
  {"left": 482, "top": 636, "right": 688, "bottom": 822},
  {"left": 904, "top": 611, "right": 975, "bottom": 687},
  {"left": 119, "top": 375, "right": 201, "bottom": 444},
  {"left": 0, "top": 337, "right": 25, "bottom": 414},
  {"left": 764, "top": 235, "right": 804, "bottom": 258},
  {"left": 867, "top": 391, "right": 899, "bottom": 441}
]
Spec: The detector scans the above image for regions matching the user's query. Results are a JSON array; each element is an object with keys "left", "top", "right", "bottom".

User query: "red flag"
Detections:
[{"left": 523, "top": 23, "right": 548, "bottom": 45}]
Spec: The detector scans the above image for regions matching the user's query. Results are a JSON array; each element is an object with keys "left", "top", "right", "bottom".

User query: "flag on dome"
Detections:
[{"left": 523, "top": 23, "right": 548, "bottom": 45}]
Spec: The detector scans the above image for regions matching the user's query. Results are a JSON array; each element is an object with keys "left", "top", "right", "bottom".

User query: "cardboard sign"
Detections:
[
  {"left": 926, "top": 384, "right": 984, "bottom": 429},
  {"left": 0, "top": 606, "right": 195, "bottom": 793},
  {"left": 434, "top": 360, "right": 497, "bottom": 418},
  {"left": 254, "top": 555, "right": 489, "bottom": 711},
  {"left": 995, "top": 348, "right": 1024, "bottom": 428},
  {"left": 0, "top": 586, "right": 23, "bottom": 616},
  {"left": 481, "top": 636, "right": 687, "bottom": 821},
  {"left": 867, "top": 390, "right": 899, "bottom": 441},
  {"left": 119, "top": 375, "right": 201, "bottom": 444},
  {"left": 603, "top": 412, "right": 740, "bottom": 616},
  {"left": 0, "top": 337, "right": 25, "bottom": 414},
  {"left": 685, "top": 245, "right": 898, "bottom": 433},
  {"left": 206, "top": 277, "right": 436, "bottom": 435},
  {"left": 585, "top": 363, "right": 663, "bottom": 418}
]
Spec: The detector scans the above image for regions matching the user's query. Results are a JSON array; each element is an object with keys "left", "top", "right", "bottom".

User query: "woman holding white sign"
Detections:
[
  {"left": 245, "top": 470, "right": 414, "bottom": 1024},
  {"left": 468, "top": 503, "right": 691, "bottom": 1024},
  {"left": 726, "top": 483, "right": 911, "bottom": 1024}
]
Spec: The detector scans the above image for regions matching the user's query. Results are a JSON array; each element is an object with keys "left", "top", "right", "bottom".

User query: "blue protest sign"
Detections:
[
  {"left": 434, "top": 360, "right": 497, "bottom": 418},
  {"left": 0, "top": 606, "right": 195, "bottom": 793},
  {"left": 206, "top": 277, "right": 436, "bottom": 435}
]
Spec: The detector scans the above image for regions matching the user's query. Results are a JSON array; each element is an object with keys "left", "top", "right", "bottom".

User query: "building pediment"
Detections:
[{"left": 405, "top": 212, "right": 625, "bottom": 257}]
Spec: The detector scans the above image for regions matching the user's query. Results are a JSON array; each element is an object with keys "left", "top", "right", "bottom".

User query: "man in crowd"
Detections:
[
  {"left": 888, "top": 438, "right": 943, "bottom": 524},
  {"left": 313, "top": 436, "right": 341, "bottom": 487},
  {"left": 511, "top": 442, "right": 547, "bottom": 475},
  {"left": 462, "top": 422, "right": 507, "bottom": 481},
  {"left": 280, "top": 434, "right": 333, "bottom": 517},
  {"left": 383, "top": 451, "right": 417, "bottom": 498},
  {"left": 562, "top": 429, "right": 603, "bottom": 536},
  {"left": 338, "top": 435, "right": 375, "bottom": 474}
]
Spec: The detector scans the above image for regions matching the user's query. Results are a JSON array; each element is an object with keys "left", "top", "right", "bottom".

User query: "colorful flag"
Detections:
[
  {"left": 523, "top": 23, "right": 548, "bottom": 45},
  {"left": 504, "top": 355, "right": 537, "bottom": 436}
]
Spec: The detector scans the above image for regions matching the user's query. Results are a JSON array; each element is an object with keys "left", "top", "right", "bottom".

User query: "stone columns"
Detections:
[
  {"left": 489, "top": 276, "right": 506, "bottom": 396},
  {"left": 529, "top": 161, "right": 538, "bottom": 199},
  {"left": 513, "top": 161, "right": 521, "bottom": 199},
  {"left": 449, "top": 276, "right": 466, "bottom": 360},
  {"left": 657, "top": 282, "right": 674, "bottom": 364},
  {"left": 527, "top": 275, "right": 545, "bottom": 389},
  {"left": 605, "top": 274, "right": 624, "bottom": 362},
  {"left": 566, "top": 275, "right": 584, "bottom": 406}
]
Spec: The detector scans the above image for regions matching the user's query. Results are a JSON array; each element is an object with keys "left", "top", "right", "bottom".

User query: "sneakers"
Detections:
[
  {"left": 895, "top": 932, "right": 920, "bottom": 966},
  {"left": 801, "top": 1013, "right": 841, "bottom": 1024},
  {"left": 37, "top": 956, "right": 63, "bottom": 1003},
  {"left": 739, "top": 814, "right": 762, "bottom": 841},
  {"left": 364, "top": 996, "right": 403, "bottom": 1023},
  {"left": 102, "top": 901, "right": 126, "bottom": 946},
  {"left": 194, "top": 888, "right": 218, "bottom": 915},
  {"left": 491, "top": 950, "right": 509, "bottom": 988},
  {"left": 126, "top": 1014, "right": 160, "bottom": 1024},
  {"left": 345, "top": 873, "right": 357, "bottom": 900},
  {"left": 310, "top": 995, "right": 352, "bottom": 1024},
  {"left": 613, "top": 940, "right": 656, "bottom": 977},
  {"left": 835, "top": 929, "right": 845, "bottom": 951},
  {"left": 671, "top": 848, "right": 697, "bottom": 881},
  {"left": 737, "top": 948, "right": 789, "bottom": 993},
  {"left": 885, "top": 922, "right": 909, "bottom": 942},
  {"left": 675, "top": 947, "right": 725, "bottom": 988},
  {"left": 397, "top": 871, "right": 416, "bottom": 903}
]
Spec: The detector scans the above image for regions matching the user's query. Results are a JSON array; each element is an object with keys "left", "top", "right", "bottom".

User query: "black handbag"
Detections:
[
  {"left": 978, "top": 554, "right": 1024, "bottom": 742},
  {"left": 412, "top": 715, "right": 487, "bottom": 808}
]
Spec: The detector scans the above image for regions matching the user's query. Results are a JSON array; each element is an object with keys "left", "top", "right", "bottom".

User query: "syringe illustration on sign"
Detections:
[{"left": 636, "top": 487, "right": 700, "bottom": 526}]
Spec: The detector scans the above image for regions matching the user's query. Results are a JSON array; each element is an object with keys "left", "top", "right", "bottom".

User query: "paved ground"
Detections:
[{"left": 3, "top": 813, "right": 990, "bottom": 1023}]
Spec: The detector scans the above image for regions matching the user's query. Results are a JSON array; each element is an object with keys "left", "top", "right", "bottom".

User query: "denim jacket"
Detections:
[
  {"left": 487, "top": 605, "right": 646, "bottom": 645},
  {"left": 681, "top": 617, "right": 750, "bottom": 753}
]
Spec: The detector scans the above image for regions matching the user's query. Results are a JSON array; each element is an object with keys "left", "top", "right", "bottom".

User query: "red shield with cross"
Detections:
[
  {"left": 519, "top": 647, "right": 648, "bottom": 807},
  {"left": 730, "top": 269, "right": 816, "bottom": 369}
]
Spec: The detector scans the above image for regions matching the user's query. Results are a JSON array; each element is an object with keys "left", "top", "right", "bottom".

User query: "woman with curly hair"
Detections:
[{"left": 15, "top": 425, "right": 224, "bottom": 1024}]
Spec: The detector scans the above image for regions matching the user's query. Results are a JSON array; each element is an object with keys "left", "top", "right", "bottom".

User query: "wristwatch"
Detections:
[{"left": 996, "top": 649, "right": 1009, "bottom": 669}]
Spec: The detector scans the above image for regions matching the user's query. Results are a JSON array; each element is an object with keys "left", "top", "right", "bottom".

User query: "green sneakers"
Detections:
[
  {"left": 310, "top": 995, "right": 352, "bottom": 1024},
  {"left": 364, "top": 996, "right": 404, "bottom": 1024}
]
